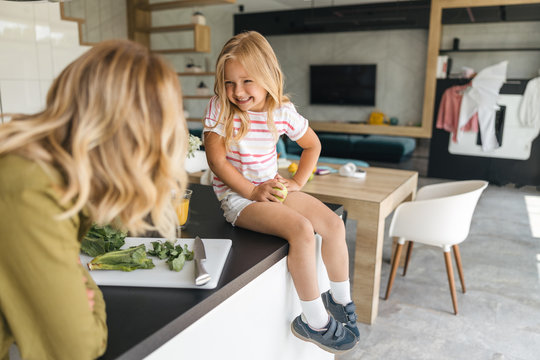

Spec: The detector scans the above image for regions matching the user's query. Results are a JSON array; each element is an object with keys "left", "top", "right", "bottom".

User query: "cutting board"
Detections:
[{"left": 80, "top": 237, "right": 232, "bottom": 289}]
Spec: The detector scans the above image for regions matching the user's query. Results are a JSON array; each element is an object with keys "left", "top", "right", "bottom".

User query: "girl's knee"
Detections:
[
  {"left": 287, "top": 217, "right": 316, "bottom": 248},
  {"left": 321, "top": 213, "right": 346, "bottom": 238}
]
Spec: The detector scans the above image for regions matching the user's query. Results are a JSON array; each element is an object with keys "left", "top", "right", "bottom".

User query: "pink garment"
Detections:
[{"left": 436, "top": 84, "right": 479, "bottom": 142}]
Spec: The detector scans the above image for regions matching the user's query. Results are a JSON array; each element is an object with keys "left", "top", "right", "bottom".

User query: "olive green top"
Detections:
[{"left": 0, "top": 155, "right": 107, "bottom": 360}]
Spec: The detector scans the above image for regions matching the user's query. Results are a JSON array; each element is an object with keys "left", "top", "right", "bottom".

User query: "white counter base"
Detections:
[{"left": 147, "top": 235, "right": 334, "bottom": 360}]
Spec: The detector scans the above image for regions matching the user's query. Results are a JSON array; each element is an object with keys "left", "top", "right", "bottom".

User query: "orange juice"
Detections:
[{"left": 175, "top": 198, "right": 190, "bottom": 226}]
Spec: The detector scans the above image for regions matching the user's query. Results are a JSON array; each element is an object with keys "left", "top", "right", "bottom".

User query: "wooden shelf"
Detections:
[
  {"left": 309, "top": 122, "right": 429, "bottom": 138},
  {"left": 153, "top": 48, "right": 204, "bottom": 54},
  {"left": 137, "top": 0, "right": 235, "bottom": 11},
  {"left": 177, "top": 72, "right": 215, "bottom": 76},
  {"left": 136, "top": 24, "right": 202, "bottom": 33},
  {"left": 186, "top": 117, "right": 204, "bottom": 122},
  {"left": 184, "top": 95, "right": 213, "bottom": 99},
  {"left": 440, "top": 47, "right": 540, "bottom": 53},
  {"left": 141, "top": 24, "right": 210, "bottom": 53}
]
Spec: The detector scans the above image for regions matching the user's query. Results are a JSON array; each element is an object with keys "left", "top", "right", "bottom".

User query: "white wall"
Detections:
[
  {"left": 0, "top": 1, "right": 90, "bottom": 120},
  {"left": 269, "top": 30, "right": 428, "bottom": 126},
  {"left": 62, "top": 0, "right": 127, "bottom": 43}
]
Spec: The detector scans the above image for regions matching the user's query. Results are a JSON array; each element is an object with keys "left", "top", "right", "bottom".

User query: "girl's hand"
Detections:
[
  {"left": 274, "top": 174, "right": 302, "bottom": 192},
  {"left": 249, "top": 178, "right": 286, "bottom": 202}
]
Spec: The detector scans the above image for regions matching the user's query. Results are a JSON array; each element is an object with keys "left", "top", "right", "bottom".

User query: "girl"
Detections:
[
  {"left": 0, "top": 39, "right": 188, "bottom": 359},
  {"left": 204, "top": 31, "right": 359, "bottom": 354}
]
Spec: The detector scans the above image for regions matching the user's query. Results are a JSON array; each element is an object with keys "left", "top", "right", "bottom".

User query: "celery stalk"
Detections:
[{"left": 88, "top": 244, "right": 154, "bottom": 272}]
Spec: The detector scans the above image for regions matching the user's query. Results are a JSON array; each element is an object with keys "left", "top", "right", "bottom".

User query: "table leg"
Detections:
[
  {"left": 350, "top": 202, "right": 385, "bottom": 325},
  {"left": 349, "top": 184, "right": 416, "bottom": 325}
]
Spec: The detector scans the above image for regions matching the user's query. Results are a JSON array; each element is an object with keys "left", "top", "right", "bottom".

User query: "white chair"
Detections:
[{"left": 384, "top": 180, "right": 488, "bottom": 315}]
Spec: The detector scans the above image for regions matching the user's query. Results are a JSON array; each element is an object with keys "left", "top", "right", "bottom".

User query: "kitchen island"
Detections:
[{"left": 99, "top": 184, "right": 342, "bottom": 360}]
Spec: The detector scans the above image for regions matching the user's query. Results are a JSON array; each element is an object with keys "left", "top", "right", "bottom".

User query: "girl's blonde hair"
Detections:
[
  {"left": 213, "top": 31, "right": 289, "bottom": 148},
  {"left": 0, "top": 39, "right": 187, "bottom": 240}
]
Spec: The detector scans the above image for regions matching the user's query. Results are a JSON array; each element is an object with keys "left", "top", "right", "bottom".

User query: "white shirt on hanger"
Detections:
[
  {"left": 458, "top": 61, "right": 508, "bottom": 152},
  {"left": 519, "top": 76, "right": 540, "bottom": 129}
]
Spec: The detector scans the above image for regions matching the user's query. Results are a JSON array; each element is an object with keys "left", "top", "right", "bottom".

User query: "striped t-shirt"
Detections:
[{"left": 203, "top": 96, "right": 309, "bottom": 200}]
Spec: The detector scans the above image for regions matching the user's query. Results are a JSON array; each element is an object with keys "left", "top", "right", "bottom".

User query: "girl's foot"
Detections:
[
  {"left": 322, "top": 290, "right": 360, "bottom": 339},
  {"left": 290, "top": 313, "right": 357, "bottom": 354}
]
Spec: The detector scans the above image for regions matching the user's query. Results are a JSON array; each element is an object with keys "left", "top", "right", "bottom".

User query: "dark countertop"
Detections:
[{"left": 99, "top": 183, "right": 343, "bottom": 360}]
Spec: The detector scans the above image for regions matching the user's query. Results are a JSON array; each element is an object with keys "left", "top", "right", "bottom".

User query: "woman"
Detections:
[{"left": 0, "top": 39, "right": 188, "bottom": 360}]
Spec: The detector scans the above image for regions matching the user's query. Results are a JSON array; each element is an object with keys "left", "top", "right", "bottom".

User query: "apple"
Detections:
[{"left": 273, "top": 185, "right": 288, "bottom": 202}]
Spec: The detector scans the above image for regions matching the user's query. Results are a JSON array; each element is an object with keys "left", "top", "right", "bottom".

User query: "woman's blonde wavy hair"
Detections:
[
  {"left": 212, "top": 31, "right": 289, "bottom": 148},
  {"left": 0, "top": 39, "right": 187, "bottom": 240}
]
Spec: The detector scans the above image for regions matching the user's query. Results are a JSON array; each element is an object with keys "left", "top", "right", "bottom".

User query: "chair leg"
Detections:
[
  {"left": 385, "top": 241, "right": 404, "bottom": 300},
  {"left": 444, "top": 251, "right": 459, "bottom": 315},
  {"left": 402, "top": 241, "right": 414, "bottom": 276},
  {"left": 452, "top": 245, "right": 466, "bottom": 293}
]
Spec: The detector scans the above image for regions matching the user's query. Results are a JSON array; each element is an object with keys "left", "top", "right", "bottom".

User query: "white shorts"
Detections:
[{"left": 220, "top": 193, "right": 256, "bottom": 226}]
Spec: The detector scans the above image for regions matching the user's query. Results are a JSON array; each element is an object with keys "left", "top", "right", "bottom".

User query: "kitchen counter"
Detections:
[{"left": 99, "top": 184, "right": 343, "bottom": 360}]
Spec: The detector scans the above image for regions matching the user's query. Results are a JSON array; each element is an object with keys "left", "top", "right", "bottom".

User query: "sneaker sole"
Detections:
[{"left": 290, "top": 322, "right": 356, "bottom": 355}]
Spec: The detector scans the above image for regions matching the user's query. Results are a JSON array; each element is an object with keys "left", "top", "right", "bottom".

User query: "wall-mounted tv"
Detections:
[{"left": 310, "top": 64, "right": 376, "bottom": 106}]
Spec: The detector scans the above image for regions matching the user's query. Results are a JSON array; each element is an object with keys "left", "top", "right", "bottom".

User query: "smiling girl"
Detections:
[{"left": 203, "top": 31, "right": 359, "bottom": 354}]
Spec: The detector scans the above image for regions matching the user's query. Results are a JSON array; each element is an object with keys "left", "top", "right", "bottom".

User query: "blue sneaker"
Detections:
[
  {"left": 322, "top": 290, "right": 360, "bottom": 339},
  {"left": 291, "top": 314, "right": 357, "bottom": 354}
]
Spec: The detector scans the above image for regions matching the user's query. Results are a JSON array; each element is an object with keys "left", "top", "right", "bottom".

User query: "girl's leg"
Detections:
[
  {"left": 283, "top": 192, "right": 360, "bottom": 339},
  {"left": 235, "top": 201, "right": 320, "bottom": 301},
  {"left": 282, "top": 191, "right": 349, "bottom": 283},
  {"left": 236, "top": 198, "right": 359, "bottom": 352}
]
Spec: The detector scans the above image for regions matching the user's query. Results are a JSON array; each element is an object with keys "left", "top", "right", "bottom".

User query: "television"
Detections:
[{"left": 310, "top": 64, "right": 376, "bottom": 106}]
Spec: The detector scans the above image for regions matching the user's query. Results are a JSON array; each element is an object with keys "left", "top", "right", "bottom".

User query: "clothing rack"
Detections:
[{"left": 427, "top": 78, "right": 540, "bottom": 187}]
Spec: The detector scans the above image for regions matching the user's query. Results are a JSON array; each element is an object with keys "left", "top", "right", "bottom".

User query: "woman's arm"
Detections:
[
  {"left": 0, "top": 183, "right": 107, "bottom": 360},
  {"left": 286, "top": 127, "right": 321, "bottom": 191},
  {"left": 204, "top": 131, "right": 283, "bottom": 202}
]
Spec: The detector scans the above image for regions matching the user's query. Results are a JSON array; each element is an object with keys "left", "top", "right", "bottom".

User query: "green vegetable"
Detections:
[
  {"left": 87, "top": 244, "right": 155, "bottom": 272},
  {"left": 168, "top": 254, "right": 186, "bottom": 272},
  {"left": 147, "top": 240, "right": 194, "bottom": 272},
  {"left": 81, "top": 224, "right": 127, "bottom": 257}
]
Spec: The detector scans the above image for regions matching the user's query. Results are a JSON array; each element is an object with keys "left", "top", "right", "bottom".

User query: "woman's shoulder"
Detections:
[{"left": 0, "top": 154, "right": 62, "bottom": 193}]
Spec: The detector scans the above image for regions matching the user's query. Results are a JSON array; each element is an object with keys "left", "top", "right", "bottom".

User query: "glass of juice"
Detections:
[{"left": 172, "top": 189, "right": 192, "bottom": 236}]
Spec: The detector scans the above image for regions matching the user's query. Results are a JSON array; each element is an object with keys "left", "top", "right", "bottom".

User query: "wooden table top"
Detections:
[
  {"left": 188, "top": 163, "right": 417, "bottom": 205},
  {"left": 278, "top": 164, "right": 417, "bottom": 204}
]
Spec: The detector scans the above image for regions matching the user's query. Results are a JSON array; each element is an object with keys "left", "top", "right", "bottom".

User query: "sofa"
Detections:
[
  {"left": 188, "top": 128, "right": 415, "bottom": 166},
  {"left": 283, "top": 132, "right": 416, "bottom": 163}
]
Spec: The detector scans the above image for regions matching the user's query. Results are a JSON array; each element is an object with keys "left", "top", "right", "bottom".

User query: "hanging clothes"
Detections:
[
  {"left": 436, "top": 84, "right": 479, "bottom": 142},
  {"left": 519, "top": 76, "right": 540, "bottom": 128},
  {"left": 458, "top": 61, "right": 508, "bottom": 152}
]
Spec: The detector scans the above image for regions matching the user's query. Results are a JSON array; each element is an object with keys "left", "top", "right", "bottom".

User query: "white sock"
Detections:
[
  {"left": 330, "top": 280, "right": 352, "bottom": 305},
  {"left": 300, "top": 297, "right": 329, "bottom": 330}
]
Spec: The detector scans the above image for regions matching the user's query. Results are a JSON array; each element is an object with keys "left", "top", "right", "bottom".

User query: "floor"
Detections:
[{"left": 339, "top": 177, "right": 540, "bottom": 360}]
